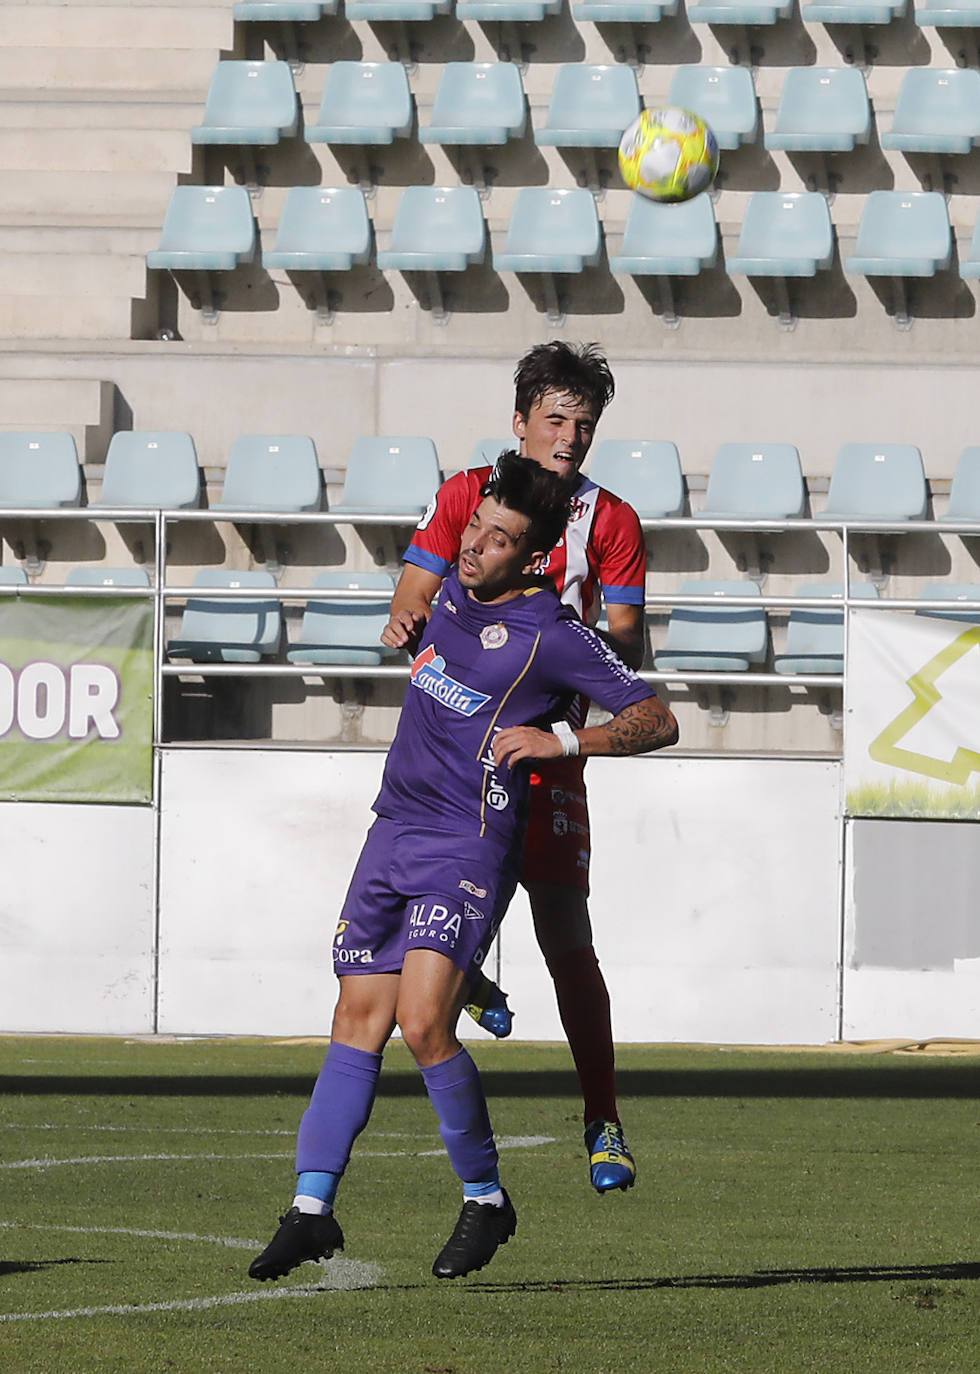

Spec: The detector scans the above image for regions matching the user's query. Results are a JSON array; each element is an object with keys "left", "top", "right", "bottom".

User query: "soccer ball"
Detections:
[{"left": 618, "top": 107, "right": 720, "bottom": 203}]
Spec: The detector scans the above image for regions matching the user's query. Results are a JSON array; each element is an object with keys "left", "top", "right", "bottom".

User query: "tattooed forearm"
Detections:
[{"left": 602, "top": 696, "right": 679, "bottom": 756}]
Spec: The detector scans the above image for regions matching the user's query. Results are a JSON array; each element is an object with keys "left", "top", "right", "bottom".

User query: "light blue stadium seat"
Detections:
[
  {"left": 191, "top": 61, "right": 298, "bottom": 145},
  {"left": 609, "top": 195, "right": 718, "bottom": 276},
  {"left": 167, "top": 569, "right": 282, "bottom": 663},
  {"left": 0, "top": 567, "right": 28, "bottom": 586},
  {"left": 65, "top": 567, "right": 152, "bottom": 588},
  {"left": 419, "top": 63, "right": 526, "bottom": 146},
  {"left": 916, "top": 583, "right": 980, "bottom": 622},
  {"left": 765, "top": 68, "right": 871, "bottom": 152},
  {"left": 305, "top": 63, "right": 412, "bottom": 145},
  {"left": 494, "top": 189, "right": 601, "bottom": 273},
  {"left": 147, "top": 187, "right": 256, "bottom": 272},
  {"left": 467, "top": 438, "right": 515, "bottom": 466},
  {"left": 668, "top": 67, "right": 758, "bottom": 151},
  {"left": 235, "top": 1, "right": 335, "bottom": 16},
  {"left": 915, "top": 0, "right": 980, "bottom": 25},
  {"left": 654, "top": 580, "right": 768, "bottom": 671},
  {"left": 958, "top": 214, "right": 980, "bottom": 279},
  {"left": 332, "top": 436, "right": 441, "bottom": 516},
  {"left": 686, "top": 0, "right": 792, "bottom": 22},
  {"left": 457, "top": 0, "right": 562, "bottom": 18},
  {"left": 940, "top": 446, "right": 980, "bottom": 520},
  {"left": 845, "top": 191, "right": 951, "bottom": 277},
  {"left": 262, "top": 187, "right": 371, "bottom": 272},
  {"left": 822, "top": 443, "right": 928, "bottom": 520},
  {"left": 774, "top": 582, "right": 878, "bottom": 674},
  {"left": 286, "top": 571, "right": 399, "bottom": 664},
  {"left": 700, "top": 443, "right": 806, "bottom": 519},
  {"left": 534, "top": 65, "right": 641, "bottom": 148},
  {"left": 727, "top": 193, "right": 834, "bottom": 277},
  {"left": 801, "top": 0, "right": 904, "bottom": 18},
  {"left": 345, "top": 0, "right": 450, "bottom": 18},
  {"left": 95, "top": 432, "right": 201, "bottom": 510},
  {"left": 587, "top": 440, "right": 685, "bottom": 517},
  {"left": 214, "top": 435, "right": 322, "bottom": 513},
  {"left": 881, "top": 69, "right": 980, "bottom": 155},
  {"left": 574, "top": 0, "right": 677, "bottom": 16},
  {"left": 376, "top": 187, "right": 486, "bottom": 271},
  {"left": 0, "top": 432, "right": 81, "bottom": 509}
]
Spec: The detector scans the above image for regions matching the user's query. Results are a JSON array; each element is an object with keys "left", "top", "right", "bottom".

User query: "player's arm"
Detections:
[
  {"left": 381, "top": 562, "right": 443, "bottom": 652},
  {"left": 597, "top": 602, "right": 645, "bottom": 671},
  {"left": 493, "top": 693, "right": 676, "bottom": 770},
  {"left": 593, "top": 498, "right": 647, "bottom": 671}
]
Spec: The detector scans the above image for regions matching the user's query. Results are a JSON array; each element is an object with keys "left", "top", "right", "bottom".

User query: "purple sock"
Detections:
[
  {"left": 295, "top": 1041, "right": 383, "bottom": 1175},
  {"left": 419, "top": 1047, "right": 499, "bottom": 1184}
]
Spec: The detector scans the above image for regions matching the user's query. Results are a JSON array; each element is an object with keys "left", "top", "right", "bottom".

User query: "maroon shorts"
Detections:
[{"left": 520, "top": 755, "right": 591, "bottom": 893}]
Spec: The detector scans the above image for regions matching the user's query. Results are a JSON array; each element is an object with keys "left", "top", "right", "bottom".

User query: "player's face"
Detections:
[
  {"left": 459, "top": 497, "right": 546, "bottom": 603},
  {"left": 513, "top": 389, "right": 598, "bottom": 483}
]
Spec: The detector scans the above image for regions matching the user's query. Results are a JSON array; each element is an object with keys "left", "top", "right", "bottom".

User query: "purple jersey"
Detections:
[{"left": 373, "top": 568, "right": 655, "bottom": 848}]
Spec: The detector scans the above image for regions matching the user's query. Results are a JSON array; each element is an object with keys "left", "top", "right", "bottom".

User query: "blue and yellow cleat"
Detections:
[
  {"left": 584, "top": 1119, "right": 636, "bottom": 1194},
  {"left": 464, "top": 971, "right": 513, "bottom": 1039}
]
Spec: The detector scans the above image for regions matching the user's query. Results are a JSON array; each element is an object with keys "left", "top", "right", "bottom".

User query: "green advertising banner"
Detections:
[{"left": 0, "top": 595, "right": 154, "bottom": 804}]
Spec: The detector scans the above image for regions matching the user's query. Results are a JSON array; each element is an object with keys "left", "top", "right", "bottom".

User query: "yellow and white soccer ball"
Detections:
[{"left": 618, "top": 107, "right": 720, "bottom": 203}]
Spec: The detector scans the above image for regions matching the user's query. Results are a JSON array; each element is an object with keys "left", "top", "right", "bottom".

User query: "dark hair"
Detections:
[
  {"left": 481, "top": 452, "right": 574, "bottom": 557},
  {"left": 513, "top": 341, "right": 615, "bottom": 422}
]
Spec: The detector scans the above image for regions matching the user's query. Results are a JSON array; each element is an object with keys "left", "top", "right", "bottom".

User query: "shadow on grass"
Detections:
[
  {"left": 0, "top": 1259, "right": 114, "bottom": 1276},
  {"left": 469, "top": 1259, "right": 980, "bottom": 1294},
  {"left": 2, "top": 1063, "right": 979, "bottom": 1100}
]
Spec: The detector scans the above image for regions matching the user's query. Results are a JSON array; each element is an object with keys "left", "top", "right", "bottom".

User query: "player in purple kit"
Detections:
[{"left": 248, "top": 455, "right": 678, "bottom": 1284}]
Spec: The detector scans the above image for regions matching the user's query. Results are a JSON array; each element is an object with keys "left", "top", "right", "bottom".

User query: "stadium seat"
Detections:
[
  {"left": 0, "top": 567, "right": 28, "bottom": 586},
  {"left": 573, "top": 0, "right": 678, "bottom": 18},
  {"left": 916, "top": 583, "right": 980, "bottom": 621},
  {"left": 686, "top": 0, "right": 792, "bottom": 23},
  {"left": 844, "top": 192, "right": 951, "bottom": 278},
  {"left": 915, "top": 0, "right": 980, "bottom": 25},
  {"left": 774, "top": 582, "right": 878, "bottom": 675},
  {"left": 940, "top": 446, "right": 980, "bottom": 520},
  {"left": 765, "top": 68, "right": 871, "bottom": 153},
  {"left": 467, "top": 438, "right": 514, "bottom": 466},
  {"left": 958, "top": 214, "right": 980, "bottom": 279},
  {"left": 377, "top": 187, "right": 486, "bottom": 271},
  {"left": 668, "top": 67, "right": 758, "bottom": 151},
  {"left": 65, "top": 567, "right": 152, "bottom": 587},
  {"left": 214, "top": 435, "right": 322, "bottom": 513},
  {"left": 95, "top": 432, "right": 201, "bottom": 510},
  {"left": 822, "top": 443, "right": 928, "bottom": 521},
  {"left": 167, "top": 570, "right": 282, "bottom": 663},
  {"left": 332, "top": 436, "right": 441, "bottom": 516},
  {"left": 534, "top": 65, "right": 641, "bottom": 148},
  {"left": 653, "top": 580, "right": 768, "bottom": 671},
  {"left": 262, "top": 187, "right": 372, "bottom": 272},
  {"left": 345, "top": 0, "right": 450, "bottom": 18},
  {"left": 587, "top": 440, "right": 685, "bottom": 517},
  {"left": 234, "top": 1, "right": 336, "bottom": 17},
  {"left": 304, "top": 63, "right": 412, "bottom": 145},
  {"left": 286, "top": 571, "right": 399, "bottom": 664},
  {"left": 801, "top": 0, "right": 904, "bottom": 18},
  {"left": 419, "top": 63, "right": 526, "bottom": 146},
  {"left": 609, "top": 194, "right": 718, "bottom": 276},
  {"left": 494, "top": 188, "right": 602, "bottom": 273},
  {"left": 0, "top": 432, "right": 81, "bottom": 509},
  {"left": 191, "top": 62, "right": 299, "bottom": 146},
  {"left": 726, "top": 193, "right": 834, "bottom": 278},
  {"left": 880, "top": 69, "right": 980, "bottom": 155},
  {"left": 700, "top": 443, "right": 806, "bottom": 519},
  {"left": 456, "top": 0, "right": 562, "bottom": 19},
  {"left": 146, "top": 187, "right": 257, "bottom": 273}
]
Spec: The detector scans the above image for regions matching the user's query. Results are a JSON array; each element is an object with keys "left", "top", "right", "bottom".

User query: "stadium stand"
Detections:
[
  {"left": 726, "top": 193, "right": 835, "bottom": 312},
  {"left": 190, "top": 61, "right": 299, "bottom": 147},
  {"left": 261, "top": 187, "right": 373, "bottom": 274},
  {"left": 533, "top": 65, "right": 642, "bottom": 149},
  {"left": 213, "top": 435, "right": 323, "bottom": 513},
  {"left": 608, "top": 195, "right": 719, "bottom": 286},
  {"left": 699, "top": 443, "right": 806, "bottom": 520},
  {"left": 94, "top": 432, "right": 201, "bottom": 511},
  {"left": 0, "top": 567, "right": 29, "bottom": 586},
  {"left": 572, "top": 0, "right": 678, "bottom": 20},
  {"left": 774, "top": 582, "right": 878, "bottom": 675},
  {"left": 916, "top": 583, "right": 980, "bottom": 620},
  {"left": 286, "top": 571, "right": 400, "bottom": 664},
  {"left": 764, "top": 68, "right": 871, "bottom": 153},
  {"left": 64, "top": 566, "right": 153, "bottom": 587},
  {"left": 234, "top": 1, "right": 336, "bottom": 18},
  {"left": 304, "top": 62, "right": 413, "bottom": 145},
  {"left": 147, "top": 187, "right": 257, "bottom": 273},
  {"left": 940, "top": 447, "right": 980, "bottom": 521},
  {"left": 685, "top": 0, "right": 793, "bottom": 24},
  {"left": 800, "top": 0, "right": 904, "bottom": 19},
  {"left": 0, "top": 433, "right": 81, "bottom": 509},
  {"left": 494, "top": 189, "right": 602, "bottom": 275},
  {"left": 331, "top": 437, "right": 442, "bottom": 515},
  {"left": 844, "top": 192, "right": 952, "bottom": 279},
  {"left": 914, "top": 0, "right": 980, "bottom": 26},
  {"left": 418, "top": 62, "right": 527, "bottom": 147},
  {"left": 586, "top": 440, "right": 686, "bottom": 518},
  {"left": 822, "top": 443, "right": 928, "bottom": 521},
  {"left": 880, "top": 69, "right": 980, "bottom": 155},
  {"left": 653, "top": 581, "right": 769, "bottom": 673},
  {"left": 167, "top": 569, "right": 283, "bottom": 663},
  {"left": 667, "top": 66, "right": 759, "bottom": 151}
]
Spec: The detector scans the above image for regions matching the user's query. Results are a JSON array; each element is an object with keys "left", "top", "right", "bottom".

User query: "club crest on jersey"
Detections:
[
  {"left": 459, "top": 879, "right": 488, "bottom": 899},
  {"left": 480, "top": 623, "right": 508, "bottom": 650},
  {"left": 411, "top": 643, "right": 490, "bottom": 716}
]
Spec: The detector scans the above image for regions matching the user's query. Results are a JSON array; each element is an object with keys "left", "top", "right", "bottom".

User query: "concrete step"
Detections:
[
  {"left": 0, "top": 169, "right": 177, "bottom": 221},
  {"left": 0, "top": 6, "right": 232, "bottom": 50},
  {"left": 0, "top": 252, "right": 147, "bottom": 299},
  {"left": 0, "top": 293, "right": 136, "bottom": 342},
  {"left": 0, "top": 376, "right": 116, "bottom": 460},
  {"left": 0, "top": 96, "right": 202, "bottom": 131},
  {"left": 0, "top": 225, "right": 158, "bottom": 255},
  {"left": 0, "top": 128, "right": 193, "bottom": 174},
  {"left": 0, "top": 47, "right": 221, "bottom": 92}
]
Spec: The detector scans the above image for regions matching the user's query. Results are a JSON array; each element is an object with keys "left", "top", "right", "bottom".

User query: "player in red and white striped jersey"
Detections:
[{"left": 382, "top": 343, "right": 648, "bottom": 1193}]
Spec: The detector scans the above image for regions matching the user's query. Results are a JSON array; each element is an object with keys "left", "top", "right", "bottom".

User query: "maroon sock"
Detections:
[{"left": 548, "top": 946, "right": 618, "bottom": 1127}]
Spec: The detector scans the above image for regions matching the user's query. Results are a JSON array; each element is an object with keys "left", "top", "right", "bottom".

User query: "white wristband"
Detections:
[{"left": 552, "top": 720, "right": 580, "bottom": 757}]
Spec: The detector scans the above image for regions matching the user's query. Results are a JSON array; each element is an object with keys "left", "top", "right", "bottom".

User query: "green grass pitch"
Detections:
[{"left": 1, "top": 1036, "right": 979, "bottom": 1373}]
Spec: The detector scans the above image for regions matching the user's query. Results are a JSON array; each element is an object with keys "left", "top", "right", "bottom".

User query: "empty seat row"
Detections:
[{"left": 229, "top": 0, "right": 980, "bottom": 27}]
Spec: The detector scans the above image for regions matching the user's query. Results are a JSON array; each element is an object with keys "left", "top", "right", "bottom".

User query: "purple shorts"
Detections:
[{"left": 333, "top": 816, "right": 521, "bottom": 977}]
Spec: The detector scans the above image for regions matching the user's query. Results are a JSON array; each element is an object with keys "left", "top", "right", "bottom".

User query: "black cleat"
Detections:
[
  {"left": 432, "top": 1191, "right": 517, "bottom": 1279},
  {"left": 248, "top": 1206, "right": 344, "bottom": 1282}
]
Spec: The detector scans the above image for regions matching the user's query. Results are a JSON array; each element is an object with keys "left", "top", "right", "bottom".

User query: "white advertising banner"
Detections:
[{"left": 846, "top": 607, "right": 980, "bottom": 818}]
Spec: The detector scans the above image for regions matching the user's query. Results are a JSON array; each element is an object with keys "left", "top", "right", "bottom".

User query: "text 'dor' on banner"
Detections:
[
  {"left": 0, "top": 595, "right": 154, "bottom": 804},
  {"left": 846, "top": 605, "right": 980, "bottom": 819}
]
